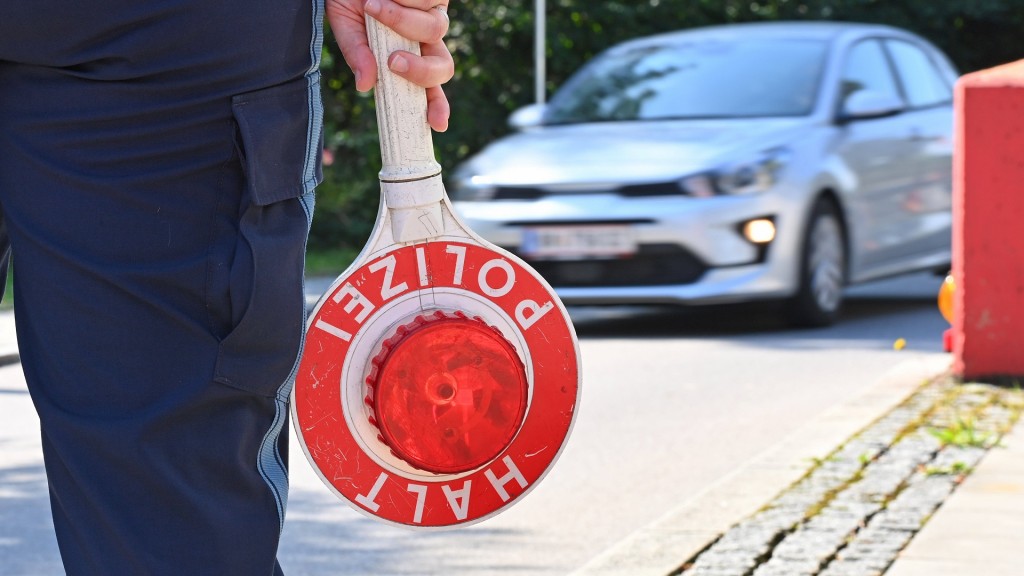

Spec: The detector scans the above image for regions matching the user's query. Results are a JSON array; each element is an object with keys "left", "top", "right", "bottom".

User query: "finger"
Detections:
[
  {"left": 327, "top": 0, "right": 378, "bottom": 92},
  {"left": 385, "top": 39, "right": 454, "bottom": 89},
  {"left": 425, "top": 85, "right": 450, "bottom": 132},
  {"left": 376, "top": 0, "right": 443, "bottom": 10},
  {"left": 364, "top": 0, "right": 449, "bottom": 44}
]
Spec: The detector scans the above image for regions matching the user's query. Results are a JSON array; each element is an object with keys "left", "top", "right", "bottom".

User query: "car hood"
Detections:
[{"left": 457, "top": 118, "right": 809, "bottom": 186}]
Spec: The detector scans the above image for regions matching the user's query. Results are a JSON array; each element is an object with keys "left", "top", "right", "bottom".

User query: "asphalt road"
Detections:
[
  {"left": 0, "top": 273, "right": 951, "bottom": 576},
  {"left": 277, "top": 273, "right": 951, "bottom": 575}
]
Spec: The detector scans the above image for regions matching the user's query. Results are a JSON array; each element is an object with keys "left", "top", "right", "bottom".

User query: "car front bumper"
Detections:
[{"left": 453, "top": 190, "right": 807, "bottom": 306}]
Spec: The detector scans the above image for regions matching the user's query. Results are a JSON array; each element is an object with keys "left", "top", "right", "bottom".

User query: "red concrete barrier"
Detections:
[{"left": 953, "top": 59, "right": 1024, "bottom": 381}]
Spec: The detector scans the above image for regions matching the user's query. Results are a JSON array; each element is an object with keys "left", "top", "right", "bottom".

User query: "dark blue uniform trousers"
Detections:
[{"left": 0, "top": 1, "right": 324, "bottom": 573}]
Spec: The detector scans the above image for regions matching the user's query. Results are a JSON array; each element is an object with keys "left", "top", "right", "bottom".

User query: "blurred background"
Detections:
[{"left": 309, "top": 0, "right": 1024, "bottom": 270}]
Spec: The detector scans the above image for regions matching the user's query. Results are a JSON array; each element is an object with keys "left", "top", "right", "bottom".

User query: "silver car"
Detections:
[{"left": 451, "top": 22, "right": 956, "bottom": 326}]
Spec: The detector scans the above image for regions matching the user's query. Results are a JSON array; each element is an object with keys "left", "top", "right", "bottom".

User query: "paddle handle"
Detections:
[
  {"left": 366, "top": 15, "right": 446, "bottom": 243},
  {"left": 366, "top": 15, "right": 443, "bottom": 183}
]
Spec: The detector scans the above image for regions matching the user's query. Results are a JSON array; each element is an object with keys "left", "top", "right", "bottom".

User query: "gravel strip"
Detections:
[{"left": 673, "top": 377, "right": 1023, "bottom": 576}]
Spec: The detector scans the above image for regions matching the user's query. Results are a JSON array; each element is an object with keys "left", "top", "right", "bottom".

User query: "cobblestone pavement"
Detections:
[{"left": 673, "top": 377, "right": 1024, "bottom": 576}]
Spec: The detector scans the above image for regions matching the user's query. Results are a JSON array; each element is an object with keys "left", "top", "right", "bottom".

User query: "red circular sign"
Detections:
[{"left": 293, "top": 241, "right": 580, "bottom": 528}]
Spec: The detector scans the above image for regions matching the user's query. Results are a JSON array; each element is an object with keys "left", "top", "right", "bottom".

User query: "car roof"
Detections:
[{"left": 613, "top": 21, "right": 911, "bottom": 51}]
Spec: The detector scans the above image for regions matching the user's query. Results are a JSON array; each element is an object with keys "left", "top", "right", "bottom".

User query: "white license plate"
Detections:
[{"left": 521, "top": 225, "right": 637, "bottom": 259}]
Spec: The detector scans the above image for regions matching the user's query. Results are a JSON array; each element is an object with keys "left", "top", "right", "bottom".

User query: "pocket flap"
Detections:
[{"left": 232, "top": 75, "right": 323, "bottom": 206}]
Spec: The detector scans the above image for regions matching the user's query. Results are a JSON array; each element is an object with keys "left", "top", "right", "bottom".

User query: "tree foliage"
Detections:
[{"left": 309, "top": 0, "right": 1024, "bottom": 255}]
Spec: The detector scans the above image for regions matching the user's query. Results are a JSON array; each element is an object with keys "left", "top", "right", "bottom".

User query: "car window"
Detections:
[
  {"left": 839, "top": 39, "right": 901, "bottom": 104},
  {"left": 885, "top": 40, "right": 952, "bottom": 108},
  {"left": 543, "top": 38, "right": 828, "bottom": 123}
]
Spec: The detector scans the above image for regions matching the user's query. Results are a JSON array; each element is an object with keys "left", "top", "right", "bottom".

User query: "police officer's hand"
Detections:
[{"left": 328, "top": 0, "right": 454, "bottom": 132}]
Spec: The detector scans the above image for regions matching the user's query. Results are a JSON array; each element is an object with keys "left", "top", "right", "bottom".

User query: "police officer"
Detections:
[{"left": 0, "top": 0, "right": 452, "bottom": 574}]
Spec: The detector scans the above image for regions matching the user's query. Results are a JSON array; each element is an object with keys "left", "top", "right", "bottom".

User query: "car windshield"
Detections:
[{"left": 544, "top": 38, "right": 829, "bottom": 124}]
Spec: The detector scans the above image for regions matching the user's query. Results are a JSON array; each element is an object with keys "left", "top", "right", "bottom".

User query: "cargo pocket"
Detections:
[{"left": 214, "top": 75, "right": 323, "bottom": 397}]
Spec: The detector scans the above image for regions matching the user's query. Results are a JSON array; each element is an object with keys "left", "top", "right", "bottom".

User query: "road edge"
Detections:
[{"left": 570, "top": 354, "right": 953, "bottom": 576}]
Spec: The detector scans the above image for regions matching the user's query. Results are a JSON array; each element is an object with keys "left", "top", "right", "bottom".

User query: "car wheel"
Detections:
[{"left": 787, "top": 198, "right": 846, "bottom": 327}]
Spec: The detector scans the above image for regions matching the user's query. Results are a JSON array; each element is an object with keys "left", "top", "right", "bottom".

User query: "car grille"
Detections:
[
  {"left": 493, "top": 187, "right": 546, "bottom": 200},
  {"left": 493, "top": 182, "right": 683, "bottom": 200},
  {"left": 513, "top": 244, "right": 708, "bottom": 287}
]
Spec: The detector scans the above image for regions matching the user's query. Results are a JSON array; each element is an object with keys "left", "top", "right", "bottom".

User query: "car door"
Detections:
[
  {"left": 881, "top": 38, "right": 954, "bottom": 267},
  {"left": 833, "top": 38, "right": 923, "bottom": 279}
]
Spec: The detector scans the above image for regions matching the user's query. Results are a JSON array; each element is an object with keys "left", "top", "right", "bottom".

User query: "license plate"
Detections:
[{"left": 521, "top": 225, "right": 637, "bottom": 259}]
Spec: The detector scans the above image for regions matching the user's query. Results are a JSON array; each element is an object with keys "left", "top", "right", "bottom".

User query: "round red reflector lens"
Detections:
[{"left": 369, "top": 314, "right": 528, "bottom": 474}]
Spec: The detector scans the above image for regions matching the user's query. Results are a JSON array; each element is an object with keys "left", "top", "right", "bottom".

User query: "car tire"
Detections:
[{"left": 786, "top": 198, "right": 846, "bottom": 327}]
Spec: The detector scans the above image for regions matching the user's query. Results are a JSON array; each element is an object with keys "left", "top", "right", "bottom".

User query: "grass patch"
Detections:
[
  {"left": 928, "top": 416, "right": 996, "bottom": 449},
  {"left": 925, "top": 461, "right": 973, "bottom": 476},
  {"left": 305, "top": 248, "right": 358, "bottom": 276}
]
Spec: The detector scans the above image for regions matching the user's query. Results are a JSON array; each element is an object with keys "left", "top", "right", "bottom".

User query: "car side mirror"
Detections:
[
  {"left": 508, "top": 103, "right": 547, "bottom": 130},
  {"left": 839, "top": 90, "right": 905, "bottom": 123}
]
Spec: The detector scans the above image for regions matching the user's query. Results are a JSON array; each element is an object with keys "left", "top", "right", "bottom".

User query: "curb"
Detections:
[
  {"left": 885, "top": 416, "right": 1024, "bottom": 576},
  {"left": 571, "top": 356, "right": 953, "bottom": 576},
  {"left": 675, "top": 378, "right": 1020, "bottom": 575}
]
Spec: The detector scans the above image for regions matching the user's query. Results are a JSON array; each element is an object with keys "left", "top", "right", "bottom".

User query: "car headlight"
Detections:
[
  {"left": 450, "top": 174, "right": 496, "bottom": 202},
  {"left": 679, "top": 147, "right": 790, "bottom": 197}
]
